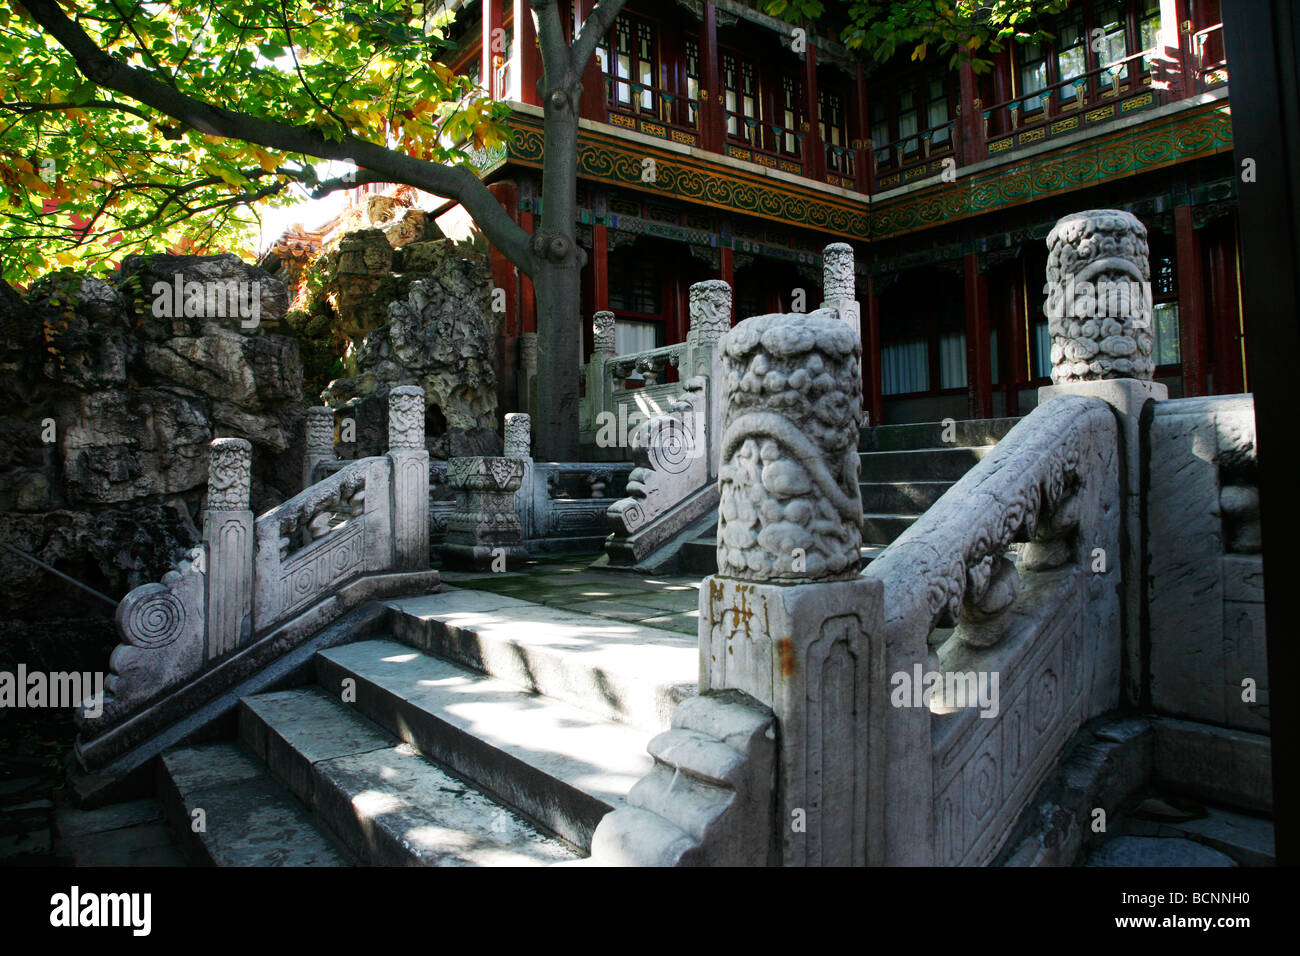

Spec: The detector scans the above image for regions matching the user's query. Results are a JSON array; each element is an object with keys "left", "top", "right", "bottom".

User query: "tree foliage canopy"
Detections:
[
  {"left": 764, "top": 0, "right": 1072, "bottom": 72},
  {"left": 0, "top": 1, "right": 511, "bottom": 281}
]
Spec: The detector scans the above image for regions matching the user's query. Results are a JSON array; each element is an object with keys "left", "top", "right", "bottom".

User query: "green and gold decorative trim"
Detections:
[
  {"left": 872, "top": 99, "right": 1233, "bottom": 240},
  {"left": 492, "top": 98, "right": 1231, "bottom": 244},
  {"left": 499, "top": 111, "right": 873, "bottom": 239}
]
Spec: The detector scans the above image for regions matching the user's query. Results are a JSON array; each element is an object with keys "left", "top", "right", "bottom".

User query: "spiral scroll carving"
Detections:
[
  {"left": 644, "top": 414, "right": 697, "bottom": 475},
  {"left": 119, "top": 583, "right": 187, "bottom": 649}
]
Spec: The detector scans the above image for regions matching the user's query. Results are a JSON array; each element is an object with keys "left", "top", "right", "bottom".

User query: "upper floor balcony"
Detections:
[{"left": 450, "top": 0, "right": 1230, "bottom": 206}]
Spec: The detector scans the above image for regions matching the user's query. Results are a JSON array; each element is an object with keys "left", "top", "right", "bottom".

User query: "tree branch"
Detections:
[
  {"left": 530, "top": 0, "right": 572, "bottom": 83},
  {"left": 15, "top": 0, "right": 535, "bottom": 274},
  {"left": 572, "top": 0, "right": 630, "bottom": 73}
]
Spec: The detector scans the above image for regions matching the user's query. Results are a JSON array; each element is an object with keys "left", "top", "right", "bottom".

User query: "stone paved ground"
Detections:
[{"left": 437, "top": 553, "right": 703, "bottom": 636}]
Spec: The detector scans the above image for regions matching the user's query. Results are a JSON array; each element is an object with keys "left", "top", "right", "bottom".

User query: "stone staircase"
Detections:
[
  {"left": 158, "top": 588, "right": 698, "bottom": 866},
  {"left": 680, "top": 417, "right": 1022, "bottom": 574}
]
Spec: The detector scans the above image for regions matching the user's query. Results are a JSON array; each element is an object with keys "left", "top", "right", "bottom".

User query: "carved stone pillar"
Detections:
[
  {"left": 1044, "top": 209, "right": 1156, "bottom": 383},
  {"left": 387, "top": 385, "right": 430, "bottom": 571},
  {"left": 592, "top": 310, "right": 617, "bottom": 357},
  {"left": 686, "top": 280, "right": 731, "bottom": 476},
  {"left": 505, "top": 412, "right": 535, "bottom": 540},
  {"left": 504, "top": 412, "right": 532, "bottom": 459},
  {"left": 204, "top": 438, "right": 254, "bottom": 658},
  {"left": 582, "top": 313, "right": 617, "bottom": 441},
  {"left": 438, "top": 457, "right": 529, "bottom": 570},
  {"left": 700, "top": 309, "right": 886, "bottom": 866},
  {"left": 820, "top": 242, "right": 861, "bottom": 344},
  {"left": 1040, "top": 209, "right": 1167, "bottom": 707},
  {"left": 303, "top": 405, "right": 335, "bottom": 489}
]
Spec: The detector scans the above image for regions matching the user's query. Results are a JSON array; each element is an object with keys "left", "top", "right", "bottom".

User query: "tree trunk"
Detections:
[{"left": 531, "top": 62, "right": 586, "bottom": 461}]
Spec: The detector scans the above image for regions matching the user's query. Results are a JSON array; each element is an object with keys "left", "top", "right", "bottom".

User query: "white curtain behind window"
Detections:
[
  {"left": 938, "top": 331, "right": 967, "bottom": 389},
  {"left": 615, "top": 319, "right": 659, "bottom": 357},
  {"left": 883, "top": 338, "right": 929, "bottom": 395}
]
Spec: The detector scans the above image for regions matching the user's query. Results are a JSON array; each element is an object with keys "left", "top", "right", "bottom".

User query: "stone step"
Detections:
[
  {"left": 859, "top": 479, "right": 954, "bottom": 515},
  {"left": 383, "top": 590, "right": 697, "bottom": 733},
  {"left": 678, "top": 528, "right": 718, "bottom": 576},
  {"left": 858, "top": 417, "right": 1022, "bottom": 451},
  {"left": 861, "top": 513, "right": 918, "bottom": 547},
  {"left": 158, "top": 743, "right": 351, "bottom": 866},
  {"left": 859, "top": 446, "right": 993, "bottom": 482},
  {"left": 313, "top": 639, "right": 660, "bottom": 852},
  {"left": 238, "top": 686, "right": 577, "bottom": 866}
]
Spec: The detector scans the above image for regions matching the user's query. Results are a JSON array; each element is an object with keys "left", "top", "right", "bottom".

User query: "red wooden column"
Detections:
[
  {"left": 1205, "top": 218, "right": 1244, "bottom": 395},
  {"left": 864, "top": 275, "right": 884, "bottom": 426},
  {"left": 576, "top": 0, "right": 607, "bottom": 121},
  {"left": 591, "top": 223, "right": 610, "bottom": 314},
  {"left": 802, "top": 44, "right": 824, "bottom": 180},
  {"left": 964, "top": 253, "right": 993, "bottom": 420},
  {"left": 700, "top": 3, "right": 723, "bottom": 153},
  {"left": 1174, "top": 203, "right": 1209, "bottom": 396},
  {"left": 515, "top": 0, "right": 542, "bottom": 106},
  {"left": 1006, "top": 265, "right": 1027, "bottom": 417},
  {"left": 483, "top": 0, "right": 503, "bottom": 98},
  {"left": 853, "top": 63, "right": 870, "bottom": 192},
  {"left": 956, "top": 63, "right": 984, "bottom": 167}
]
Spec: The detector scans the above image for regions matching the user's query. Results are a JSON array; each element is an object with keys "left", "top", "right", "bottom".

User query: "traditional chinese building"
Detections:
[{"left": 435, "top": 0, "right": 1235, "bottom": 425}]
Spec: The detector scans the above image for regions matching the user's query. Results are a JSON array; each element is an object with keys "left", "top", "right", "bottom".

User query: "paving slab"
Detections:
[{"left": 315, "top": 743, "right": 577, "bottom": 866}]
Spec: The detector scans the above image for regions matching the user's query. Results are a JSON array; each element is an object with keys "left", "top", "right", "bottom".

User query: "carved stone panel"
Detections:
[
  {"left": 1045, "top": 209, "right": 1154, "bottom": 383},
  {"left": 716, "top": 310, "right": 862, "bottom": 582}
]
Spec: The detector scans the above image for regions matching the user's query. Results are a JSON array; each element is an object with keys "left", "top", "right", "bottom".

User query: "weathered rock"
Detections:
[
  {"left": 396, "top": 239, "right": 452, "bottom": 274},
  {"left": 323, "top": 253, "right": 499, "bottom": 459},
  {"left": 0, "top": 505, "right": 199, "bottom": 619},
  {"left": 117, "top": 253, "right": 289, "bottom": 339},
  {"left": 28, "top": 277, "right": 133, "bottom": 391},
  {"left": 0, "top": 255, "right": 306, "bottom": 624},
  {"left": 59, "top": 389, "right": 211, "bottom": 504},
  {"left": 382, "top": 208, "right": 442, "bottom": 249},
  {"left": 141, "top": 322, "right": 302, "bottom": 410}
]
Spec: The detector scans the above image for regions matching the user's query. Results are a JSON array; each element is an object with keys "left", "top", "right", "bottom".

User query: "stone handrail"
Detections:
[
  {"left": 868, "top": 395, "right": 1119, "bottom": 643},
  {"left": 497, "top": 412, "right": 634, "bottom": 553},
  {"left": 865, "top": 394, "right": 1120, "bottom": 865},
  {"left": 76, "top": 386, "right": 435, "bottom": 771},
  {"left": 579, "top": 278, "right": 732, "bottom": 456},
  {"left": 253, "top": 456, "right": 390, "bottom": 631},
  {"left": 599, "top": 279, "right": 733, "bottom": 567}
]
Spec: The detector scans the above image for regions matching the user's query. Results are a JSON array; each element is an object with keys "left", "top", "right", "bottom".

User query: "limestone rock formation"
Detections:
[
  {"left": 322, "top": 251, "right": 500, "bottom": 461},
  {"left": 0, "top": 256, "right": 305, "bottom": 621}
]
